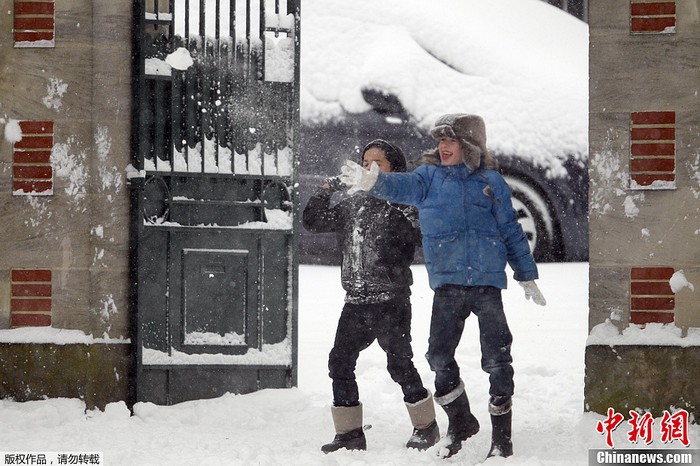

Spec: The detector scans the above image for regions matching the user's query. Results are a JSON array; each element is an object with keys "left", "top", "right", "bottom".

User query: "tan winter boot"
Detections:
[
  {"left": 321, "top": 403, "right": 366, "bottom": 453},
  {"left": 406, "top": 392, "right": 440, "bottom": 450}
]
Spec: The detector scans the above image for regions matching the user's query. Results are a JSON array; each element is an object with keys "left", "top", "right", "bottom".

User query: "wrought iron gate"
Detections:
[{"left": 130, "top": 0, "right": 299, "bottom": 405}]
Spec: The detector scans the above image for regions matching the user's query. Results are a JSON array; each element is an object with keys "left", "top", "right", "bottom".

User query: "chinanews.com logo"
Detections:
[{"left": 589, "top": 408, "right": 699, "bottom": 466}]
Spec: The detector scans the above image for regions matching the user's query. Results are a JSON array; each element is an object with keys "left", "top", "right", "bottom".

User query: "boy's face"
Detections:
[
  {"left": 438, "top": 137, "right": 463, "bottom": 166},
  {"left": 362, "top": 147, "right": 394, "bottom": 173}
]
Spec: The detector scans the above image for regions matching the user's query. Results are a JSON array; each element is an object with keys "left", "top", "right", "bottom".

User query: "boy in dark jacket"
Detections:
[
  {"left": 303, "top": 139, "right": 439, "bottom": 453},
  {"left": 339, "top": 115, "right": 547, "bottom": 460}
]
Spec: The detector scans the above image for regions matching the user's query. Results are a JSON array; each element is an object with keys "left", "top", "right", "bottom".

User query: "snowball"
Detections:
[
  {"left": 3, "top": 118, "right": 22, "bottom": 143},
  {"left": 166, "top": 47, "right": 194, "bottom": 70},
  {"left": 670, "top": 270, "right": 695, "bottom": 293}
]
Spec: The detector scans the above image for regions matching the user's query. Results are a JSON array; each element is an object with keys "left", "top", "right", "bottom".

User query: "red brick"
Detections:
[
  {"left": 630, "top": 158, "right": 675, "bottom": 173},
  {"left": 631, "top": 127, "right": 675, "bottom": 141},
  {"left": 12, "top": 180, "right": 53, "bottom": 193},
  {"left": 631, "top": 267, "right": 674, "bottom": 280},
  {"left": 11, "top": 313, "right": 51, "bottom": 328},
  {"left": 13, "top": 150, "right": 52, "bottom": 164},
  {"left": 12, "top": 269, "right": 52, "bottom": 282},
  {"left": 631, "top": 297, "right": 675, "bottom": 311},
  {"left": 631, "top": 112, "right": 676, "bottom": 125},
  {"left": 13, "top": 31, "right": 54, "bottom": 42},
  {"left": 11, "top": 298, "right": 52, "bottom": 312},
  {"left": 631, "top": 173, "right": 676, "bottom": 186},
  {"left": 12, "top": 284, "right": 52, "bottom": 297},
  {"left": 14, "top": 17, "right": 54, "bottom": 30},
  {"left": 631, "top": 281, "right": 673, "bottom": 296},
  {"left": 14, "top": 135, "right": 53, "bottom": 150},
  {"left": 13, "top": 165, "right": 53, "bottom": 180},
  {"left": 631, "top": 17, "right": 676, "bottom": 32},
  {"left": 19, "top": 121, "right": 53, "bottom": 133},
  {"left": 631, "top": 2, "right": 676, "bottom": 16},
  {"left": 630, "top": 311, "right": 674, "bottom": 325},
  {"left": 15, "top": 2, "right": 55, "bottom": 15},
  {"left": 631, "top": 143, "right": 675, "bottom": 156}
]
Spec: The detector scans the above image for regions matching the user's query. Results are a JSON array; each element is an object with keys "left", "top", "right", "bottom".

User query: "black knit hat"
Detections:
[{"left": 361, "top": 139, "right": 407, "bottom": 173}]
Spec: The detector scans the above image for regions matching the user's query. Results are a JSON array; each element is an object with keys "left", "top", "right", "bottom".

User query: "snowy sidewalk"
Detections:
[{"left": 0, "top": 263, "right": 697, "bottom": 465}]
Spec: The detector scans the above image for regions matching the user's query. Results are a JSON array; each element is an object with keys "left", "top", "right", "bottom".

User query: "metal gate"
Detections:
[{"left": 130, "top": 0, "right": 299, "bottom": 405}]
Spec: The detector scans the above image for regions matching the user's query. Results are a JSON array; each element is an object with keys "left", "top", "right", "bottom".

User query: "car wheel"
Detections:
[{"left": 503, "top": 175, "right": 559, "bottom": 262}]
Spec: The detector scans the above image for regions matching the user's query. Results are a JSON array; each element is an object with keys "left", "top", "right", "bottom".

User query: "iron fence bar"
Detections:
[
  {"left": 170, "top": 0, "right": 178, "bottom": 174},
  {"left": 230, "top": 0, "right": 236, "bottom": 41},
  {"left": 199, "top": 0, "right": 206, "bottom": 174},
  {"left": 230, "top": 0, "right": 237, "bottom": 178},
  {"left": 154, "top": 80, "right": 166, "bottom": 166},
  {"left": 184, "top": 0, "right": 190, "bottom": 45},
  {"left": 259, "top": 0, "right": 266, "bottom": 177},
  {"left": 183, "top": 0, "right": 190, "bottom": 171},
  {"left": 199, "top": 0, "right": 205, "bottom": 37},
  {"left": 214, "top": 0, "right": 221, "bottom": 171},
  {"left": 243, "top": 0, "right": 251, "bottom": 174}
]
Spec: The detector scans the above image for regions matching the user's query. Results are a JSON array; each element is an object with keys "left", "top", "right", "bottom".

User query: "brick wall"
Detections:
[
  {"left": 13, "top": 0, "right": 55, "bottom": 46},
  {"left": 10, "top": 269, "right": 52, "bottom": 327},
  {"left": 630, "top": 1, "right": 676, "bottom": 33},
  {"left": 13, "top": 120, "right": 54, "bottom": 195},
  {"left": 630, "top": 111, "right": 675, "bottom": 189}
]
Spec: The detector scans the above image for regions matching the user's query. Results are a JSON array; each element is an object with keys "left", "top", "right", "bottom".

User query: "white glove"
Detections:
[
  {"left": 339, "top": 160, "right": 379, "bottom": 194},
  {"left": 519, "top": 280, "right": 547, "bottom": 306}
]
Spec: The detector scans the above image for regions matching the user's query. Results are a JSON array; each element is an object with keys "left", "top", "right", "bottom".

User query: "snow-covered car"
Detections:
[{"left": 299, "top": 0, "right": 589, "bottom": 264}]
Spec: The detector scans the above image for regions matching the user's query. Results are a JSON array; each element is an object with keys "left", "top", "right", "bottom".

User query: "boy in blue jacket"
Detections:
[{"left": 339, "top": 114, "right": 546, "bottom": 460}]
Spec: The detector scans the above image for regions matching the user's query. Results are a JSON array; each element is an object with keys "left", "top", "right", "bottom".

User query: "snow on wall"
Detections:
[
  {"left": 51, "top": 140, "right": 88, "bottom": 205},
  {"left": 0, "top": 327, "right": 128, "bottom": 344},
  {"left": 670, "top": 270, "right": 695, "bottom": 293},
  {"left": 42, "top": 78, "right": 68, "bottom": 111},
  {"left": 690, "top": 150, "right": 700, "bottom": 200},
  {"left": 587, "top": 321, "right": 700, "bottom": 347},
  {"left": 589, "top": 132, "right": 628, "bottom": 218}
]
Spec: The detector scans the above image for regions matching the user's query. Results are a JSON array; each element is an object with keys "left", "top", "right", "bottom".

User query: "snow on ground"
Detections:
[{"left": 0, "top": 262, "right": 697, "bottom": 465}]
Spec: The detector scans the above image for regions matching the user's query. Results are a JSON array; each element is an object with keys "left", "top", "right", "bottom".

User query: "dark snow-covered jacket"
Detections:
[
  {"left": 368, "top": 163, "right": 538, "bottom": 290},
  {"left": 302, "top": 189, "right": 421, "bottom": 304}
]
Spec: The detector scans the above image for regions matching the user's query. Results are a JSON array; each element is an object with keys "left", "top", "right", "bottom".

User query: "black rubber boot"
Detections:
[
  {"left": 436, "top": 388, "right": 480, "bottom": 458},
  {"left": 321, "top": 404, "right": 367, "bottom": 453},
  {"left": 321, "top": 428, "right": 366, "bottom": 453},
  {"left": 405, "top": 392, "right": 440, "bottom": 450},
  {"left": 407, "top": 419, "right": 440, "bottom": 450},
  {"left": 487, "top": 406, "right": 513, "bottom": 458}
]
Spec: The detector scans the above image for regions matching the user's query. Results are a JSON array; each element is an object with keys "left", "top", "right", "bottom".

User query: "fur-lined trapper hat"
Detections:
[
  {"left": 430, "top": 113, "right": 498, "bottom": 170},
  {"left": 361, "top": 139, "right": 408, "bottom": 172}
]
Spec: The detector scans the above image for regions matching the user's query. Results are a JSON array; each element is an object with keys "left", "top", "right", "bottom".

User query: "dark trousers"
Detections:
[
  {"left": 328, "top": 296, "right": 428, "bottom": 407},
  {"left": 425, "top": 285, "right": 514, "bottom": 406}
]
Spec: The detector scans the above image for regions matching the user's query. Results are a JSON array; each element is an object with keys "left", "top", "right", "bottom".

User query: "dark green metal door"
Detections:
[{"left": 130, "top": 0, "right": 300, "bottom": 405}]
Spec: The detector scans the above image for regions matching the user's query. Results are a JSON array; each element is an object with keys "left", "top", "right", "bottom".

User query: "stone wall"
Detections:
[
  {"left": 0, "top": 0, "right": 133, "bottom": 407},
  {"left": 0, "top": 0, "right": 132, "bottom": 337},
  {"left": 587, "top": 0, "right": 700, "bottom": 417}
]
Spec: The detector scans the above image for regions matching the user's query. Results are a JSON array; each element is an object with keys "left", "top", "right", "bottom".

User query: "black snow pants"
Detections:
[{"left": 328, "top": 296, "right": 428, "bottom": 407}]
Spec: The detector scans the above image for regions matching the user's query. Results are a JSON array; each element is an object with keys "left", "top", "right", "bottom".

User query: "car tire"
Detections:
[{"left": 503, "top": 175, "right": 560, "bottom": 262}]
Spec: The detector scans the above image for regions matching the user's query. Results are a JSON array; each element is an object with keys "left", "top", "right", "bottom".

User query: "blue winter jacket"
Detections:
[{"left": 368, "top": 163, "right": 538, "bottom": 290}]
